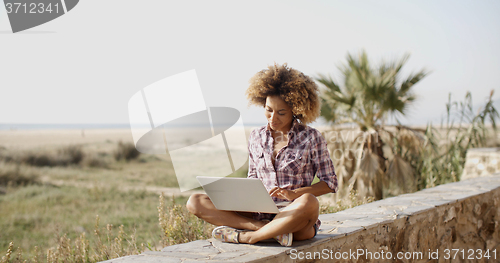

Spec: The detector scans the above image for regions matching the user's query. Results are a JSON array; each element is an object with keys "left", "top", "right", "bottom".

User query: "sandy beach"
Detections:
[{"left": 0, "top": 129, "right": 134, "bottom": 150}]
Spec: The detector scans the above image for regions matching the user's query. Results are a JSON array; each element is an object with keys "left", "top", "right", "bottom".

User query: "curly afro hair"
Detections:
[{"left": 246, "top": 63, "right": 321, "bottom": 124}]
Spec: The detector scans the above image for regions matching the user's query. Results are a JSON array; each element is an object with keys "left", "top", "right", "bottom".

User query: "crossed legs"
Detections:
[{"left": 186, "top": 193, "right": 319, "bottom": 244}]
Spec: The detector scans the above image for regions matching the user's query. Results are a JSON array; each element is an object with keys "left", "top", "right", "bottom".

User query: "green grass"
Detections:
[
  {"left": 41, "top": 159, "right": 178, "bottom": 189},
  {"left": 0, "top": 141, "right": 213, "bottom": 262},
  {"left": 0, "top": 141, "right": 210, "bottom": 261},
  {"left": 0, "top": 184, "right": 188, "bottom": 259}
]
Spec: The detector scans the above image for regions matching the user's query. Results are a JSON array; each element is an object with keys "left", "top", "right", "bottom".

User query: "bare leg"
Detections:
[
  {"left": 238, "top": 193, "right": 319, "bottom": 244},
  {"left": 186, "top": 193, "right": 266, "bottom": 231}
]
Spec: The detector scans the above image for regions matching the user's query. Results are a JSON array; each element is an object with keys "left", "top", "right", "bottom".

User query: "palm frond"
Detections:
[
  {"left": 386, "top": 155, "right": 415, "bottom": 192},
  {"left": 316, "top": 74, "right": 341, "bottom": 93},
  {"left": 393, "top": 53, "right": 411, "bottom": 74},
  {"left": 399, "top": 67, "right": 430, "bottom": 93},
  {"left": 359, "top": 150, "right": 381, "bottom": 180}
]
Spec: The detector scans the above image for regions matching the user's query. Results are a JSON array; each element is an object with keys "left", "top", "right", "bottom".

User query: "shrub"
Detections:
[
  {"left": 20, "top": 152, "right": 55, "bottom": 167},
  {"left": 6, "top": 145, "right": 86, "bottom": 168},
  {"left": 414, "top": 91, "right": 499, "bottom": 188},
  {"left": 57, "top": 145, "right": 85, "bottom": 165},
  {"left": 82, "top": 154, "right": 109, "bottom": 168},
  {"left": 0, "top": 163, "right": 40, "bottom": 187},
  {"left": 114, "top": 142, "right": 140, "bottom": 161}
]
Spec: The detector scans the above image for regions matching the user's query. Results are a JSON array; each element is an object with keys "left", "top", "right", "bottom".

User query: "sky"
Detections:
[{"left": 1, "top": 0, "right": 499, "bottom": 128}]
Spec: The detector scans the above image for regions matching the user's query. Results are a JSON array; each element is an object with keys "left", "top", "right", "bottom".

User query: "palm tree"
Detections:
[
  {"left": 317, "top": 50, "right": 429, "bottom": 200},
  {"left": 318, "top": 50, "right": 428, "bottom": 130}
]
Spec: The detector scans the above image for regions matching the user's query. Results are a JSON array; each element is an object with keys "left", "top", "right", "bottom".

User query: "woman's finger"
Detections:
[
  {"left": 270, "top": 187, "right": 283, "bottom": 197},
  {"left": 280, "top": 189, "right": 290, "bottom": 200},
  {"left": 276, "top": 189, "right": 288, "bottom": 199},
  {"left": 268, "top": 187, "right": 279, "bottom": 196}
]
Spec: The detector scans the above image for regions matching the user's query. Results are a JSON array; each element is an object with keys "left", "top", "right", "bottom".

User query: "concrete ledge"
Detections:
[
  {"left": 102, "top": 174, "right": 500, "bottom": 263},
  {"left": 462, "top": 147, "right": 500, "bottom": 180}
]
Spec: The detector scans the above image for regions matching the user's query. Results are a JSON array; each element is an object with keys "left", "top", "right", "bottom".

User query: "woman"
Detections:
[{"left": 187, "top": 63, "right": 337, "bottom": 246}]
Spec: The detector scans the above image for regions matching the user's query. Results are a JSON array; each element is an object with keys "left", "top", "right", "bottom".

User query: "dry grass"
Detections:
[
  {"left": 158, "top": 193, "right": 213, "bottom": 247},
  {"left": 5, "top": 216, "right": 144, "bottom": 263},
  {"left": 1, "top": 216, "right": 143, "bottom": 263},
  {"left": 319, "top": 186, "right": 374, "bottom": 214}
]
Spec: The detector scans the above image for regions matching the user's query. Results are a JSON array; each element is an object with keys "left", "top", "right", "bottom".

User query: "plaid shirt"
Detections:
[{"left": 247, "top": 120, "right": 338, "bottom": 224}]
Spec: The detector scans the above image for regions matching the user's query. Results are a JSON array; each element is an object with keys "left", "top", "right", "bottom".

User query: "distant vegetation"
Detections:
[
  {"left": 413, "top": 91, "right": 499, "bottom": 189},
  {"left": 113, "top": 141, "right": 141, "bottom": 162},
  {"left": 0, "top": 142, "right": 141, "bottom": 175},
  {"left": 318, "top": 50, "right": 499, "bottom": 201},
  {"left": 0, "top": 145, "right": 85, "bottom": 168}
]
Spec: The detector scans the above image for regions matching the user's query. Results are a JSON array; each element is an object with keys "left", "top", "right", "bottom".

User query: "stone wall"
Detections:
[
  {"left": 462, "top": 148, "right": 500, "bottom": 180},
  {"left": 102, "top": 175, "right": 500, "bottom": 263}
]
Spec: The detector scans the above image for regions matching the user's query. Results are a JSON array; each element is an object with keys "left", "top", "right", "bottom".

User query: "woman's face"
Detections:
[{"left": 265, "top": 95, "right": 294, "bottom": 133}]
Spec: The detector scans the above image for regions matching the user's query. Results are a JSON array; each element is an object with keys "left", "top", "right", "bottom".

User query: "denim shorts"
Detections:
[{"left": 313, "top": 223, "right": 319, "bottom": 237}]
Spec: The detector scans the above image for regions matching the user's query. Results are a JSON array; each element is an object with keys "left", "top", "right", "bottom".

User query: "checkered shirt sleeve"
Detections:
[{"left": 310, "top": 130, "right": 338, "bottom": 192}]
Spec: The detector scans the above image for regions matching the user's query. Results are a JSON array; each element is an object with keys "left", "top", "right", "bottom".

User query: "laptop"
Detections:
[{"left": 196, "top": 176, "right": 290, "bottom": 214}]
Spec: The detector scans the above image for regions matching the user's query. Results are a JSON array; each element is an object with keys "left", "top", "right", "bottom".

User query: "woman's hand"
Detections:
[
  {"left": 269, "top": 187, "right": 299, "bottom": 201},
  {"left": 269, "top": 182, "right": 334, "bottom": 201}
]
